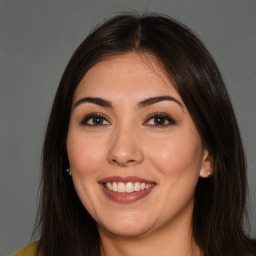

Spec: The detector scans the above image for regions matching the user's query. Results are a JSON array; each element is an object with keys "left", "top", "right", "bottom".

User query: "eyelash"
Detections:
[
  {"left": 80, "top": 113, "right": 110, "bottom": 126},
  {"left": 144, "top": 112, "right": 177, "bottom": 127},
  {"left": 79, "top": 112, "right": 177, "bottom": 127}
]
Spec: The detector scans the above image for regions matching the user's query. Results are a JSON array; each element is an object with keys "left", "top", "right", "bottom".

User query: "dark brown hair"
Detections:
[{"left": 37, "top": 13, "right": 255, "bottom": 256}]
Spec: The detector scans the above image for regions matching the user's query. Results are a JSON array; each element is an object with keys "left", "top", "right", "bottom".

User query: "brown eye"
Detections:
[
  {"left": 153, "top": 117, "right": 168, "bottom": 126},
  {"left": 92, "top": 117, "right": 105, "bottom": 125},
  {"left": 80, "top": 114, "right": 110, "bottom": 126},
  {"left": 145, "top": 113, "right": 177, "bottom": 127}
]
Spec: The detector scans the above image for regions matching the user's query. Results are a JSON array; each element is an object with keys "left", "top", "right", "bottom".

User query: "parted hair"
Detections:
[{"left": 36, "top": 13, "right": 256, "bottom": 256}]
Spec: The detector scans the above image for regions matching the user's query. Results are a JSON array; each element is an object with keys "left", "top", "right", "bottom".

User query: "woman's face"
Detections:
[{"left": 67, "top": 52, "right": 212, "bottom": 238}]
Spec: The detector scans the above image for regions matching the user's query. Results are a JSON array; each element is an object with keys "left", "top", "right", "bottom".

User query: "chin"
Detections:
[
  {"left": 99, "top": 223, "right": 151, "bottom": 238},
  {"left": 97, "top": 213, "right": 154, "bottom": 237}
]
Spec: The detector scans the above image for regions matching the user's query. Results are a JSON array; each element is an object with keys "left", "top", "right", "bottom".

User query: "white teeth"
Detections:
[
  {"left": 105, "top": 181, "right": 154, "bottom": 193},
  {"left": 106, "top": 183, "right": 113, "bottom": 190},
  {"left": 117, "top": 182, "right": 125, "bottom": 192},
  {"left": 113, "top": 182, "right": 118, "bottom": 192},
  {"left": 125, "top": 182, "right": 134, "bottom": 193},
  {"left": 134, "top": 182, "right": 140, "bottom": 191}
]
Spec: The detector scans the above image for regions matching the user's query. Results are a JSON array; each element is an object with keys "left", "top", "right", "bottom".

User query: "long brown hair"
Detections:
[{"left": 37, "top": 13, "right": 255, "bottom": 256}]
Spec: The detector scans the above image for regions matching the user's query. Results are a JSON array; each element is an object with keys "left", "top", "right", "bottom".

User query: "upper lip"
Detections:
[{"left": 99, "top": 176, "right": 156, "bottom": 184}]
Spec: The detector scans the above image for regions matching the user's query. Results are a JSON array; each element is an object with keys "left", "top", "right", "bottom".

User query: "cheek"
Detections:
[
  {"left": 66, "top": 133, "right": 105, "bottom": 215},
  {"left": 67, "top": 134, "right": 106, "bottom": 176},
  {"left": 147, "top": 132, "right": 202, "bottom": 177}
]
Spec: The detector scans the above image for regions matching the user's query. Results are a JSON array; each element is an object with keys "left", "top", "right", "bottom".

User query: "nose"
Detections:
[{"left": 107, "top": 125, "right": 144, "bottom": 167}]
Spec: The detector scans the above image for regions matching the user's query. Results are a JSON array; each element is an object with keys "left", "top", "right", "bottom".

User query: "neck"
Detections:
[{"left": 98, "top": 214, "right": 202, "bottom": 256}]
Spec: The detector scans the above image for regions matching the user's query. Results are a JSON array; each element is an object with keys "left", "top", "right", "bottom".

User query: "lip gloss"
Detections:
[{"left": 99, "top": 176, "right": 156, "bottom": 203}]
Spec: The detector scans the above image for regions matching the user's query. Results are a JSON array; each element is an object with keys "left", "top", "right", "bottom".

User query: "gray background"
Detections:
[{"left": 0, "top": 0, "right": 255, "bottom": 255}]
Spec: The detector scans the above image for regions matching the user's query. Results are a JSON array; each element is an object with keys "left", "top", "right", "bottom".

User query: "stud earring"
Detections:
[
  {"left": 207, "top": 172, "right": 212, "bottom": 177},
  {"left": 66, "top": 168, "right": 72, "bottom": 176}
]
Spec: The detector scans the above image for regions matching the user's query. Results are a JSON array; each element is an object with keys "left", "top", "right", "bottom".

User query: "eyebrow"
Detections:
[
  {"left": 74, "top": 95, "right": 183, "bottom": 109},
  {"left": 74, "top": 97, "right": 113, "bottom": 108},
  {"left": 138, "top": 96, "right": 183, "bottom": 108}
]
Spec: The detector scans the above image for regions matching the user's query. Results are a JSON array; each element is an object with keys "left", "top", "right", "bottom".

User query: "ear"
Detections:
[{"left": 199, "top": 149, "right": 214, "bottom": 178}]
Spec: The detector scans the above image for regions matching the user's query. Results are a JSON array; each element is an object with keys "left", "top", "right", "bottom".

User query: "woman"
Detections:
[{"left": 14, "top": 13, "right": 255, "bottom": 256}]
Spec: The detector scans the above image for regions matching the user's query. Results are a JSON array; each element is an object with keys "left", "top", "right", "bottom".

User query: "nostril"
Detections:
[
  {"left": 107, "top": 141, "right": 144, "bottom": 166},
  {"left": 110, "top": 156, "right": 140, "bottom": 167}
]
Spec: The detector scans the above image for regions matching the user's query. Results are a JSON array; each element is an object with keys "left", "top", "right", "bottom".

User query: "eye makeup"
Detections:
[
  {"left": 144, "top": 112, "right": 177, "bottom": 127},
  {"left": 79, "top": 112, "right": 110, "bottom": 126},
  {"left": 78, "top": 111, "right": 177, "bottom": 128}
]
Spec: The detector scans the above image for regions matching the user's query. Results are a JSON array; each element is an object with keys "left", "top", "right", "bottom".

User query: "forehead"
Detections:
[{"left": 73, "top": 52, "right": 182, "bottom": 103}]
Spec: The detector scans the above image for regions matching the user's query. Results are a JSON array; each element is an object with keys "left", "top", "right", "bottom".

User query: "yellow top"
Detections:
[{"left": 12, "top": 241, "right": 39, "bottom": 256}]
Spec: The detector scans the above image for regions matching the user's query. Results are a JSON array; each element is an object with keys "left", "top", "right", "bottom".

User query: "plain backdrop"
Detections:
[{"left": 0, "top": 0, "right": 255, "bottom": 255}]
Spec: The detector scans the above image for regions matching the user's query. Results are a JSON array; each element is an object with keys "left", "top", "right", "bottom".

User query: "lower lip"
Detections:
[{"left": 99, "top": 183, "right": 155, "bottom": 203}]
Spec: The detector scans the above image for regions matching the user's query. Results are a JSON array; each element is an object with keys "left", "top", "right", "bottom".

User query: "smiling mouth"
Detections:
[
  {"left": 103, "top": 182, "right": 155, "bottom": 193},
  {"left": 99, "top": 176, "right": 156, "bottom": 203}
]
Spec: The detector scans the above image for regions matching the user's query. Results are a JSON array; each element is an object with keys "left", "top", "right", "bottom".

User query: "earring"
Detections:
[
  {"left": 207, "top": 172, "right": 212, "bottom": 177},
  {"left": 66, "top": 168, "right": 72, "bottom": 176}
]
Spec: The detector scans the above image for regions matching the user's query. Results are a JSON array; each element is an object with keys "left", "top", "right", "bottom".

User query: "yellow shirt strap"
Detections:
[{"left": 12, "top": 241, "right": 39, "bottom": 256}]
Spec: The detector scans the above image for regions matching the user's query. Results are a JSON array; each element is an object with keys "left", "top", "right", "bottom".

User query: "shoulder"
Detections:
[{"left": 12, "top": 241, "right": 39, "bottom": 256}]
